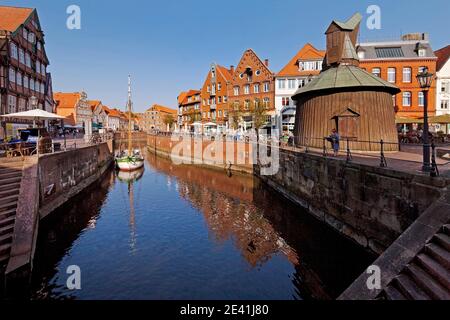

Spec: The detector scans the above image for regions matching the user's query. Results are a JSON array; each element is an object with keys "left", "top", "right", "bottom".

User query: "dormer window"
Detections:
[
  {"left": 418, "top": 49, "right": 426, "bottom": 57},
  {"left": 357, "top": 50, "right": 365, "bottom": 59}
]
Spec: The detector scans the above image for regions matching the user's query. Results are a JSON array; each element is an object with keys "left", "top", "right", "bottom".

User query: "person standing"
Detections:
[{"left": 329, "top": 129, "right": 340, "bottom": 157}]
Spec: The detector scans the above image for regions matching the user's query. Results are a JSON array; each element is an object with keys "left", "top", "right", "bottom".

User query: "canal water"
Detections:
[{"left": 31, "top": 154, "right": 375, "bottom": 300}]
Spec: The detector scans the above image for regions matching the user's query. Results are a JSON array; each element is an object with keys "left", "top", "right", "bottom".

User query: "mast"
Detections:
[{"left": 128, "top": 75, "right": 132, "bottom": 155}]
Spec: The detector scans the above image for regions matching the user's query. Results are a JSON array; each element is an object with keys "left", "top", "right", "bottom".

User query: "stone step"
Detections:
[
  {"left": 0, "top": 200, "right": 17, "bottom": 214},
  {"left": 0, "top": 215, "right": 15, "bottom": 229},
  {"left": 425, "top": 243, "right": 450, "bottom": 269},
  {"left": 0, "top": 176, "right": 22, "bottom": 186},
  {"left": 0, "top": 223, "right": 14, "bottom": 237},
  {"left": 0, "top": 188, "right": 20, "bottom": 199},
  {"left": 434, "top": 233, "right": 450, "bottom": 251},
  {"left": 0, "top": 181, "right": 21, "bottom": 193},
  {"left": 0, "top": 232, "right": 12, "bottom": 246},
  {"left": 406, "top": 263, "right": 450, "bottom": 300},
  {"left": 0, "top": 167, "right": 23, "bottom": 175},
  {"left": 0, "top": 171, "right": 22, "bottom": 180},
  {"left": 443, "top": 224, "right": 449, "bottom": 236},
  {"left": 0, "top": 208, "right": 16, "bottom": 220},
  {"left": 0, "top": 252, "right": 9, "bottom": 266},
  {"left": 384, "top": 285, "right": 407, "bottom": 300},
  {"left": 394, "top": 274, "right": 430, "bottom": 300},
  {"left": 0, "top": 194, "right": 19, "bottom": 207},
  {"left": 0, "top": 162, "right": 24, "bottom": 170},
  {"left": 0, "top": 242, "right": 12, "bottom": 257},
  {"left": 417, "top": 253, "right": 450, "bottom": 290}
]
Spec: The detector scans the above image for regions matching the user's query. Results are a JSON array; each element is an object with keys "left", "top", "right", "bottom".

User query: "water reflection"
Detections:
[{"left": 30, "top": 154, "right": 374, "bottom": 300}]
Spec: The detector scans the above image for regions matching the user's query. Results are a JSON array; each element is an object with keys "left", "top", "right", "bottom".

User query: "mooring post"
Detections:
[
  {"left": 380, "top": 139, "right": 387, "bottom": 168},
  {"left": 430, "top": 143, "right": 439, "bottom": 177}
]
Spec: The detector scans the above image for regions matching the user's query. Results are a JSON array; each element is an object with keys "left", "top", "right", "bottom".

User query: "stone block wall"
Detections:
[{"left": 258, "top": 148, "right": 449, "bottom": 254}]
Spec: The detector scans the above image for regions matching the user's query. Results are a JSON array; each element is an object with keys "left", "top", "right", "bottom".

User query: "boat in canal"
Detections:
[{"left": 115, "top": 75, "right": 144, "bottom": 171}]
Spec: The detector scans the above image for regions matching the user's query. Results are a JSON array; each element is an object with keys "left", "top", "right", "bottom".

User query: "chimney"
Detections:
[
  {"left": 264, "top": 59, "right": 269, "bottom": 67},
  {"left": 230, "top": 65, "right": 235, "bottom": 74}
]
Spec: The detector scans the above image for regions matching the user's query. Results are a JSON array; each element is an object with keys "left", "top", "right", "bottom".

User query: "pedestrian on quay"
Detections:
[{"left": 328, "top": 129, "right": 340, "bottom": 157}]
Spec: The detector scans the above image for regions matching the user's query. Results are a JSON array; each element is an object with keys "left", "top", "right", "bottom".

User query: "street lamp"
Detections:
[
  {"left": 416, "top": 68, "right": 434, "bottom": 172},
  {"left": 29, "top": 96, "right": 38, "bottom": 127}
]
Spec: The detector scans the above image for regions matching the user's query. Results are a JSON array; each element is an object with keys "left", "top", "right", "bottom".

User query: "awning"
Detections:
[
  {"left": 0, "top": 109, "right": 65, "bottom": 121},
  {"left": 428, "top": 114, "right": 450, "bottom": 124},
  {"left": 395, "top": 116, "right": 423, "bottom": 124}
]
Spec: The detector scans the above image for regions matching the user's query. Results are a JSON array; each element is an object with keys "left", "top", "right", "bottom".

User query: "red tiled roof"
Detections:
[
  {"left": 54, "top": 92, "right": 81, "bottom": 109},
  {"left": 435, "top": 45, "right": 450, "bottom": 71},
  {"left": 88, "top": 100, "right": 102, "bottom": 112},
  {"left": 180, "top": 89, "right": 201, "bottom": 105},
  {"left": 217, "top": 65, "right": 232, "bottom": 81},
  {"left": 277, "top": 43, "right": 325, "bottom": 77},
  {"left": 0, "top": 6, "right": 33, "bottom": 32},
  {"left": 178, "top": 92, "right": 188, "bottom": 105},
  {"left": 147, "top": 104, "right": 177, "bottom": 115}
]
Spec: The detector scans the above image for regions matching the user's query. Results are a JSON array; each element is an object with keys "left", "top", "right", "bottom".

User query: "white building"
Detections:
[
  {"left": 275, "top": 44, "right": 325, "bottom": 133},
  {"left": 435, "top": 45, "right": 450, "bottom": 129}
]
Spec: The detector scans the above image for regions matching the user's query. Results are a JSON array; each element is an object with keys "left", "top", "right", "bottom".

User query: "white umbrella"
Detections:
[
  {"left": 0, "top": 109, "right": 65, "bottom": 121},
  {"left": 204, "top": 122, "right": 217, "bottom": 127}
]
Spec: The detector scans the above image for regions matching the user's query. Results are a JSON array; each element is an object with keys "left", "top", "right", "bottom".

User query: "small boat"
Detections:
[{"left": 115, "top": 75, "right": 144, "bottom": 171}]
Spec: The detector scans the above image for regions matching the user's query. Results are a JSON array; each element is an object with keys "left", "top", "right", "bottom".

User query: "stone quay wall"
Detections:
[
  {"left": 257, "top": 147, "right": 449, "bottom": 255},
  {"left": 147, "top": 134, "right": 254, "bottom": 174},
  {"left": 38, "top": 141, "right": 114, "bottom": 219}
]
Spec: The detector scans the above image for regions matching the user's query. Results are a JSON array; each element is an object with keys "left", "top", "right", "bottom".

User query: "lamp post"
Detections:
[
  {"left": 29, "top": 96, "right": 38, "bottom": 128},
  {"left": 416, "top": 68, "right": 434, "bottom": 172}
]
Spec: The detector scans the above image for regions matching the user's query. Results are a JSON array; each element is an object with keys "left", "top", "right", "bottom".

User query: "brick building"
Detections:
[
  {"left": 0, "top": 6, "right": 53, "bottom": 139},
  {"left": 228, "top": 49, "right": 275, "bottom": 132},
  {"left": 143, "top": 104, "right": 177, "bottom": 132},
  {"left": 54, "top": 92, "right": 93, "bottom": 137},
  {"left": 275, "top": 43, "right": 325, "bottom": 133},
  {"left": 358, "top": 33, "right": 437, "bottom": 119},
  {"left": 200, "top": 63, "right": 232, "bottom": 133},
  {"left": 177, "top": 90, "right": 201, "bottom": 132}
]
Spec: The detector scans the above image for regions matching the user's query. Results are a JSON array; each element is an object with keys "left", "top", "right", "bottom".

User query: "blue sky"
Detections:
[{"left": 3, "top": 0, "right": 449, "bottom": 112}]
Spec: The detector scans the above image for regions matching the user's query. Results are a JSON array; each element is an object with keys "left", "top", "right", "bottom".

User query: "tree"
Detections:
[
  {"left": 163, "top": 113, "right": 175, "bottom": 131},
  {"left": 252, "top": 99, "right": 269, "bottom": 134},
  {"left": 228, "top": 101, "right": 243, "bottom": 130}
]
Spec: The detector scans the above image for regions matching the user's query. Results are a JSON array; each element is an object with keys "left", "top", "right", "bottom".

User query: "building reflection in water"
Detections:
[{"left": 146, "top": 154, "right": 375, "bottom": 300}]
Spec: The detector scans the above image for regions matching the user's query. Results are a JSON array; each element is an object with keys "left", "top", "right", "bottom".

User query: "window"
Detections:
[
  {"left": 223, "top": 96, "right": 228, "bottom": 103},
  {"left": 419, "top": 66, "right": 427, "bottom": 73},
  {"left": 418, "top": 92, "right": 425, "bottom": 107},
  {"left": 37, "top": 42, "right": 42, "bottom": 51},
  {"left": 387, "top": 68, "right": 396, "bottom": 83},
  {"left": 278, "top": 79, "right": 286, "bottom": 89},
  {"left": 244, "top": 85, "right": 250, "bottom": 95},
  {"left": 299, "top": 60, "right": 322, "bottom": 71},
  {"left": 8, "top": 95, "right": 17, "bottom": 114},
  {"left": 403, "top": 67, "right": 412, "bottom": 83},
  {"left": 10, "top": 43, "right": 18, "bottom": 59},
  {"left": 282, "top": 97, "right": 290, "bottom": 106},
  {"left": 441, "top": 100, "right": 449, "bottom": 110},
  {"left": 247, "top": 75, "right": 252, "bottom": 82},
  {"left": 234, "top": 86, "right": 239, "bottom": 96},
  {"left": 18, "top": 98, "right": 26, "bottom": 112},
  {"left": 255, "top": 70, "right": 261, "bottom": 76},
  {"left": 219, "top": 111, "right": 222, "bottom": 117},
  {"left": 299, "top": 79, "right": 305, "bottom": 87},
  {"left": 30, "top": 78, "right": 35, "bottom": 91},
  {"left": 263, "top": 98, "right": 270, "bottom": 109},
  {"left": 203, "top": 99, "right": 206, "bottom": 106},
  {"left": 244, "top": 100, "right": 250, "bottom": 110},
  {"left": 207, "top": 86, "right": 210, "bottom": 93},
  {"left": 36, "top": 61, "right": 41, "bottom": 74},
  {"left": 418, "top": 49, "right": 426, "bottom": 57},
  {"left": 25, "top": 53, "right": 31, "bottom": 68},
  {"left": 218, "top": 83, "right": 222, "bottom": 91},
  {"left": 19, "top": 48, "right": 25, "bottom": 64},
  {"left": 23, "top": 28, "right": 28, "bottom": 40},
  {"left": 372, "top": 68, "right": 381, "bottom": 77},
  {"left": 403, "top": 92, "right": 412, "bottom": 106},
  {"left": 442, "top": 81, "right": 450, "bottom": 93},
  {"left": 41, "top": 82, "right": 45, "bottom": 94},
  {"left": 17, "top": 72, "right": 22, "bottom": 86},
  {"left": 9, "top": 68, "right": 16, "bottom": 83},
  {"left": 23, "top": 75, "right": 29, "bottom": 88},
  {"left": 218, "top": 96, "right": 222, "bottom": 103},
  {"left": 254, "top": 84, "right": 260, "bottom": 94},
  {"left": 263, "top": 82, "right": 270, "bottom": 92},
  {"left": 288, "top": 79, "right": 296, "bottom": 89},
  {"left": 212, "top": 84, "right": 216, "bottom": 94},
  {"left": 28, "top": 32, "right": 35, "bottom": 44}
]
